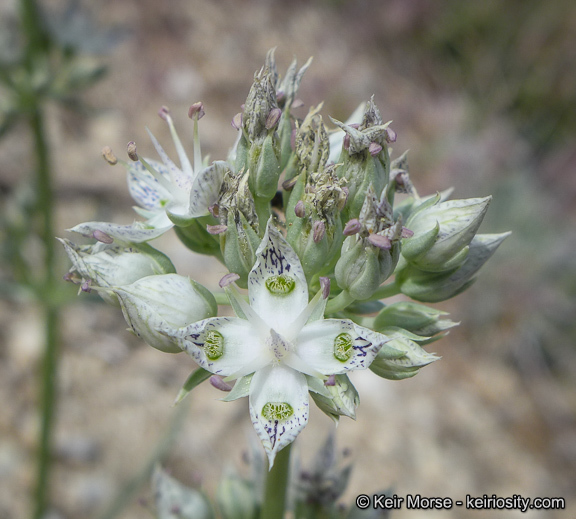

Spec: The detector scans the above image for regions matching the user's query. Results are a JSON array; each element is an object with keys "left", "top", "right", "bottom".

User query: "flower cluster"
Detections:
[{"left": 61, "top": 49, "right": 509, "bottom": 467}]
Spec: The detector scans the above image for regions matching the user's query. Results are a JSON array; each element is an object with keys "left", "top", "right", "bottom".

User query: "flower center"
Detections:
[
  {"left": 265, "top": 274, "right": 296, "bottom": 295},
  {"left": 333, "top": 332, "right": 354, "bottom": 362},
  {"left": 267, "top": 329, "right": 291, "bottom": 361},
  {"left": 262, "top": 402, "right": 294, "bottom": 421},
  {"left": 205, "top": 330, "right": 224, "bottom": 360}
]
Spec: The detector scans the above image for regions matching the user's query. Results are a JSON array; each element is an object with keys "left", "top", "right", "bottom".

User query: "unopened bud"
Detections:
[
  {"left": 231, "top": 112, "right": 242, "bottom": 130},
  {"left": 265, "top": 108, "right": 282, "bottom": 130},
  {"left": 368, "top": 233, "right": 391, "bottom": 250},
  {"left": 385, "top": 127, "right": 397, "bottom": 143},
  {"left": 127, "top": 141, "right": 138, "bottom": 161},
  {"left": 369, "top": 142, "right": 382, "bottom": 157},
  {"left": 101, "top": 146, "right": 117, "bottom": 165},
  {"left": 188, "top": 102, "right": 205, "bottom": 120},
  {"left": 313, "top": 220, "right": 326, "bottom": 244},
  {"left": 294, "top": 200, "right": 306, "bottom": 218},
  {"left": 210, "top": 375, "right": 232, "bottom": 392},
  {"left": 343, "top": 219, "right": 362, "bottom": 236},
  {"left": 219, "top": 272, "right": 240, "bottom": 288},
  {"left": 92, "top": 229, "right": 114, "bottom": 244},
  {"left": 206, "top": 224, "right": 228, "bottom": 235},
  {"left": 81, "top": 279, "right": 91, "bottom": 293}
]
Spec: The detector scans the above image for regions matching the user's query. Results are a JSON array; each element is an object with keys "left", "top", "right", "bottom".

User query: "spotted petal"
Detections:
[
  {"left": 249, "top": 364, "right": 309, "bottom": 469},
  {"left": 69, "top": 221, "right": 172, "bottom": 244},
  {"left": 296, "top": 320, "right": 386, "bottom": 375},
  {"left": 248, "top": 220, "right": 308, "bottom": 332},
  {"left": 178, "top": 317, "right": 268, "bottom": 377},
  {"left": 127, "top": 159, "right": 173, "bottom": 211}
]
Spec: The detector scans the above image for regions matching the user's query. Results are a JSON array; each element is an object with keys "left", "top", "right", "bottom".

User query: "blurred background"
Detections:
[{"left": 1, "top": 0, "right": 575, "bottom": 517}]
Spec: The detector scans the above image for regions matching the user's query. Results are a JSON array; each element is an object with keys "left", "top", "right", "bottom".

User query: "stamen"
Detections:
[{"left": 101, "top": 146, "right": 117, "bottom": 165}]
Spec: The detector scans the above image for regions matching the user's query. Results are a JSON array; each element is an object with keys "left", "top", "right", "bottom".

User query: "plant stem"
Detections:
[
  {"left": 369, "top": 281, "right": 400, "bottom": 301},
  {"left": 260, "top": 443, "right": 292, "bottom": 519},
  {"left": 325, "top": 290, "right": 356, "bottom": 315}
]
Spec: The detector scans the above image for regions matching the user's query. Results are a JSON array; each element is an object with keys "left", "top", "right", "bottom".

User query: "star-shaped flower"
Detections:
[
  {"left": 174, "top": 219, "right": 389, "bottom": 467},
  {"left": 70, "top": 104, "right": 228, "bottom": 244}
]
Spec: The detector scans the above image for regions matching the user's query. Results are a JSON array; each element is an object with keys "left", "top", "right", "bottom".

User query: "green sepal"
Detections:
[
  {"left": 401, "top": 221, "right": 439, "bottom": 261},
  {"left": 221, "top": 374, "right": 253, "bottom": 402},
  {"left": 173, "top": 368, "right": 212, "bottom": 406},
  {"left": 251, "top": 132, "right": 281, "bottom": 199}
]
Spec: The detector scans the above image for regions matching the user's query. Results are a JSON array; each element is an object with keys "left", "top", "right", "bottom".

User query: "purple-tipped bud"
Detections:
[
  {"left": 282, "top": 176, "right": 298, "bottom": 191},
  {"left": 369, "top": 142, "right": 382, "bottom": 157},
  {"left": 343, "top": 219, "right": 362, "bottom": 236},
  {"left": 63, "top": 272, "right": 74, "bottom": 283},
  {"left": 92, "top": 230, "right": 114, "bottom": 244},
  {"left": 320, "top": 277, "right": 330, "bottom": 299},
  {"left": 231, "top": 112, "right": 242, "bottom": 130},
  {"left": 101, "top": 146, "right": 117, "bottom": 166},
  {"left": 325, "top": 374, "right": 336, "bottom": 387},
  {"left": 81, "top": 280, "right": 92, "bottom": 293},
  {"left": 265, "top": 108, "right": 282, "bottom": 130},
  {"left": 219, "top": 272, "right": 240, "bottom": 288},
  {"left": 188, "top": 102, "right": 205, "bottom": 120},
  {"left": 385, "top": 127, "right": 397, "bottom": 143},
  {"left": 206, "top": 224, "right": 227, "bottom": 235},
  {"left": 313, "top": 220, "right": 326, "bottom": 244},
  {"left": 158, "top": 106, "right": 170, "bottom": 121},
  {"left": 209, "top": 375, "right": 232, "bottom": 392},
  {"left": 294, "top": 200, "right": 306, "bottom": 218},
  {"left": 367, "top": 233, "right": 392, "bottom": 250},
  {"left": 401, "top": 227, "right": 414, "bottom": 239},
  {"left": 127, "top": 141, "right": 138, "bottom": 161}
]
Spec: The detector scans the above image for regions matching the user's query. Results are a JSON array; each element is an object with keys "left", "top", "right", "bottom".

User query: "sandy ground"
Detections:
[{"left": 1, "top": 0, "right": 575, "bottom": 518}]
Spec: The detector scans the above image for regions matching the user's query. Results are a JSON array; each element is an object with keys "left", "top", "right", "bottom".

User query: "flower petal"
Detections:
[
  {"left": 69, "top": 221, "right": 172, "bottom": 244},
  {"left": 249, "top": 364, "right": 309, "bottom": 469},
  {"left": 127, "top": 159, "right": 173, "bottom": 211},
  {"left": 248, "top": 220, "right": 308, "bottom": 332},
  {"left": 178, "top": 317, "right": 267, "bottom": 377},
  {"left": 185, "top": 161, "right": 229, "bottom": 218},
  {"left": 296, "top": 319, "right": 386, "bottom": 375},
  {"left": 146, "top": 128, "right": 193, "bottom": 190}
]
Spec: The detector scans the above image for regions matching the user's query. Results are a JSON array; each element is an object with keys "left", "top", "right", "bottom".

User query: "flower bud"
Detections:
[
  {"left": 369, "top": 328, "right": 439, "bottom": 380},
  {"left": 397, "top": 232, "right": 510, "bottom": 302},
  {"left": 308, "top": 374, "right": 359, "bottom": 422},
  {"left": 58, "top": 239, "right": 175, "bottom": 306},
  {"left": 110, "top": 274, "right": 217, "bottom": 353},
  {"left": 402, "top": 196, "right": 492, "bottom": 272},
  {"left": 373, "top": 301, "right": 458, "bottom": 337}
]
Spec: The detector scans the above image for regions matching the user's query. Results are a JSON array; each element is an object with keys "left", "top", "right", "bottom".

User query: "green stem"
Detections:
[
  {"left": 369, "top": 281, "right": 401, "bottom": 301},
  {"left": 260, "top": 443, "right": 292, "bottom": 519},
  {"left": 325, "top": 290, "right": 356, "bottom": 315},
  {"left": 214, "top": 292, "right": 230, "bottom": 305}
]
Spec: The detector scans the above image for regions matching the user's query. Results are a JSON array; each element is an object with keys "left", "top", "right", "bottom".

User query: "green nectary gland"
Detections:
[
  {"left": 334, "top": 332, "right": 354, "bottom": 362},
  {"left": 262, "top": 402, "right": 294, "bottom": 421},
  {"left": 204, "top": 330, "right": 224, "bottom": 360},
  {"left": 265, "top": 274, "right": 296, "bottom": 295}
]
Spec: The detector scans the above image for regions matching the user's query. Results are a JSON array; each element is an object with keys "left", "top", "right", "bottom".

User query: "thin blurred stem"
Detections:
[
  {"left": 260, "top": 443, "right": 292, "bottom": 519},
  {"left": 325, "top": 290, "right": 356, "bottom": 315}
]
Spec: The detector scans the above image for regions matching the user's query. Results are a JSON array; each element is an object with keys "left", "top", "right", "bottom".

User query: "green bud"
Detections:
[
  {"left": 154, "top": 467, "right": 214, "bottom": 519},
  {"left": 221, "top": 210, "right": 261, "bottom": 288},
  {"left": 335, "top": 237, "right": 383, "bottom": 300},
  {"left": 217, "top": 468, "right": 258, "bottom": 519},
  {"left": 373, "top": 301, "right": 458, "bottom": 337},
  {"left": 397, "top": 232, "right": 510, "bottom": 302},
  {"left": 403, "top": 196, "right": 492, "bottom": 272},
  {"left": 308, "top": 374, "right": 359, "bottom": 422},
  {"left": 369, "top": 328, "right": 439, "bottom": 380},
  {"left": 249, "top": 131, "right": 281, "bottom": 200},
  {"left": 109, "top": 274, "right": 217, "bottom": 353},
  {"left": 174, "top": 215, "right": 222, "bottom": 258},
  {"left": 59, "top": 238, "right": 175, "bottom": 305}
]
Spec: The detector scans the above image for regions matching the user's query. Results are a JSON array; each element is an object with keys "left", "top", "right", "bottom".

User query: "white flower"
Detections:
[
  {"left": 70, "top": 106, "right": 228, "bottom": 244},
  {"left": 174, "top": 219, "right": 389, "bottom": 467}
]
